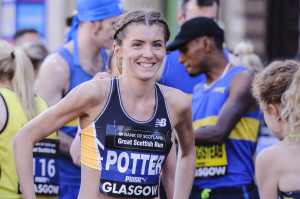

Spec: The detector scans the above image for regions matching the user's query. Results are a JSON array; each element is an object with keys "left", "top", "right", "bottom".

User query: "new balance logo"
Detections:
[{"left": 155, "top": 118, "right": 166, "bottom": 127}]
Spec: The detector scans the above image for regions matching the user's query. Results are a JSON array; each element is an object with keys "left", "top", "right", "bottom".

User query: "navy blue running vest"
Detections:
[{"left": 97, "top": 77, "right": 173, "bottom": 198}]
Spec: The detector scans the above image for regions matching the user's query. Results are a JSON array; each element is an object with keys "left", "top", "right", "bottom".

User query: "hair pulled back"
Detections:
[
  {"left": 252, "top": 60, "right": 300, "bottom": 134},
  {"left": 234, "top": 41, "right": 263, "bottom": 73},
  {"left": 0, "top": 40, "right": 38, "bottom": 120},
  {"left": 22, "top": 42, "right": 48, "bottom": 70},
  {"left": 113, "top": 9, "right": 170, "bottom": 46}
]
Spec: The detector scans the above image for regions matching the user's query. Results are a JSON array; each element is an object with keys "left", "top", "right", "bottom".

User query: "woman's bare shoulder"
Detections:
[
  {"left": 158, "top": 84, "right": 190, "bottom": 109},
  {"left": 61, "top": 78, "right": 112, "bottom": 114},
  {"left": 158, "top": 84, "right": 192, "bottom": 124},
  {"left": 256, "top": 142, "right": 282, "bottom": 170},
  {"left": 77, "top": 78, "right": 112, "bottom": 102}
]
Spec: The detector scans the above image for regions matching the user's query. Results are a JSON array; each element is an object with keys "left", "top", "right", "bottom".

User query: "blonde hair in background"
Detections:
[
  {"left": 280, "top": 61, "right": 300, "bottom": 135},
  {"left": 234, "top": 41, "right": 263, "bottom": 73},
  {"left": 252, "top": 60, "right": 300, "bottom": 135},
  {"left": 0, "top": 40, "right": 38, "bottom": 120},
  {"left": 21, "top": 42, "right": 48, "bottom": 69}
]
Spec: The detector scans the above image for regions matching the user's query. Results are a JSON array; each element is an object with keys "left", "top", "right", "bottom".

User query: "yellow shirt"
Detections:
[{"left": 0, "top": 88, "right": 58, "bottom": 199}]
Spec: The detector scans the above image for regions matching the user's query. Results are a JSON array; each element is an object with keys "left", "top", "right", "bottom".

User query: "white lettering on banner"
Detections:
[
  {"left": 35, "top": 177, "right": 49, "bottom": 183},
  {"left": 154, "top": 142, "right": 163, "bottom": 148},
  {"left": 133, "top": 140, "right": 154, "bottom": 147},
  {"left": 105, "top": 151, "right": 165, "bottom": 175},
  {"left": 118, "top": 152, "right": 129, "bottom": 173},
  {"left": 102, "top": 182, "right": 158, "bottom": 196},
  {"left": 125, "top": 176, "right": 141, "bottom": 183},
  {"left": 140, "top": 154, "right": 150, "bottom": 175},
  {"left": 118, "top": 138, "right": 133, "bottom": 145},
  {"left": 34, "top": 184, "right": 59, "bottom": 195},
  {"left": 118, "top": 132, "right": 137, "bottom": 138},
  {"left": 33, "top": 158, "right": 56, "bottom": 177},
  {"left": 125, "top": 176, "right": 147, "bottom": 183},
  {"left": 35, "top": 142, "right": 56, "bottom": 148},
  {"left": 195, "top": 166, "right": 226, "bottom": 177},
  {"left": 142, "top": 134, "right": 164, "bottom": 140},
  {"left": 32, "top": 147, "right": 56, "bottom": 154},
  {"left": 130, "top": 153, "right": 140, "bottom": 174}
]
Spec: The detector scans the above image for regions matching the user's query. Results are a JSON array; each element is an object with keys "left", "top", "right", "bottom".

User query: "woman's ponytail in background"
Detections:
[
  {"left": 12, "top": 47, "right": 38, "bottom": 120},
  {"left": 0, "top": 40, "right": 38, "bottom": 120}
]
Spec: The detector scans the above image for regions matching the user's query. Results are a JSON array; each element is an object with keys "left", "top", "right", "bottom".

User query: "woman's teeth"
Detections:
[{"left": 140, "top": 63, "right": 153, "bottom": 68}]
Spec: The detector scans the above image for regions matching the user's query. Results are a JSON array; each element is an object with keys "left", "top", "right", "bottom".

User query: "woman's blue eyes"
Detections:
[
  {"left": 153, "top": 43, "right": 163, "bottom": 48},
  {"left": 133, "top": 43, "right": 142, "bottom": 47},
  {"left": 132, "top": 43, "right": 163, "bottom": 48}
]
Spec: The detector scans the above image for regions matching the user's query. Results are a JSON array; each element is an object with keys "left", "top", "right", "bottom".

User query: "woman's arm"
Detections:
[
  {"left": 169, "top": 92, "right": 196, "bottom": 199},
  {"left": 255, "top": 147, "right": 279, "bottom": 199},
  {"left": 13, "top": 80, "right": 105, "bottom": 198},
  {"left": 69, "top": 72, "right": 111, "bottom": 167},
  {"left": 161, "top": 132, "right": 177, "bottom": 199}
]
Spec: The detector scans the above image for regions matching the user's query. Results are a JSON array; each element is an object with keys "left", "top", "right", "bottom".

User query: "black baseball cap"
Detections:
[{"left": 167, "top": 17, "right": 224, "bottom": 52}]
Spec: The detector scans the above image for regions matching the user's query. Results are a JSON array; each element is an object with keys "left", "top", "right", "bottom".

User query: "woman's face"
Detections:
[{"left": 115, "top": 24, "right": 166, "bottom": 81}]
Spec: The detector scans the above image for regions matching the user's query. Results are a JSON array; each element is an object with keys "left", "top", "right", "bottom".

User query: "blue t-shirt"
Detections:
[
  {"left": 159, "top": 50, "right": 206, "bottom": 95},
  {"left": 159, "top": 49, "right": 229, "bottom": 95}
]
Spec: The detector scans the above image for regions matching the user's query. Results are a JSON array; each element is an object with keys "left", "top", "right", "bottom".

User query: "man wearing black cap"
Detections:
[
  {"left": 158, "top": 0, "right": 221, "bottom": 96},
  {"left": 168, "top": 17, "right": 260, "bottom": 198}
]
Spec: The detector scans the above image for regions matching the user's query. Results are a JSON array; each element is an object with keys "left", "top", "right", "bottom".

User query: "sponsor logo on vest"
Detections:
[
  {"left": 195, "top": 166, "right": 226, "bottom": 177},
  {"left": 125, "top": 176, "right": 147, "bottom": 183},
  {"left": 213, "top": 87, "right": 226, "bottom": 94},
  {"left": 35, "top": 176, "right": 49, "bottom": 183},
  {"left": 155, "top": 118, "right": 166, "bottom": 127},
  {"left": 102, "top": 182, "right": 158, "bottom": 197}
]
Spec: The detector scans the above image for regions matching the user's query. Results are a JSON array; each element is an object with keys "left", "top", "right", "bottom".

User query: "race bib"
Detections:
[
  {"left": 195, "top": 144, "right": 228, "bottom": 178},
  {"left": 19, "top": 139, "right": 59, "bottom": 196},
  {"left": 100, "top": 125, "right": 172, "bottom": 198}
]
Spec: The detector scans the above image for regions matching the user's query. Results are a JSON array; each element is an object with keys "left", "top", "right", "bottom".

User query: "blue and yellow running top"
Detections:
[{"left": 192, "top": 66, "right": 260, "bottom": 189}]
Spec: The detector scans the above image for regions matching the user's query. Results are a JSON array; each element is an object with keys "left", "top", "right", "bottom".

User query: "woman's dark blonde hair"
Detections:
[
  {"left": 252, "top": 60, "right": 300, "bottom": 134},
  {"left": 0, "top": 40, "right": 38, "bottom": 120},
  {"left": 234, "top": 41, "right": 263, "bottom": 73},
  {"left": 22, "top": 42, "right": 48, "bottom": 70},
  {"left": 113, "top": 9, "right": 170, "bottom": 45}
]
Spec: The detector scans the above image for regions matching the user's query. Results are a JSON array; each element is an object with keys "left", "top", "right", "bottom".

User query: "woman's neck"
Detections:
[
  {"left": 118, "top": 75, "right": 156, "bottom": 100},
  {"left": 0, "top": 79, "right": 13, "bottom": 90}
]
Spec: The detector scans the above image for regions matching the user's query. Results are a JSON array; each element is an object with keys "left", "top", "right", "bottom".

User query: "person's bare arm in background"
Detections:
[
  {"left": 35, "top": 52, "right": 74, "bottom": 156},
  {"left": 69, "top": 72, "right": 112, "bottom": 165}
]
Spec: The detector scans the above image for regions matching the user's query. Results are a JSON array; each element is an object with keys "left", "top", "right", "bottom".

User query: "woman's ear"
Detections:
[
  {"left": 113, "top": 43, "right": 122, "bottom": 59},
  {"left": 268, "top": 104, "right": 280, "bottom": 119},
  {"left": 106, "top": 66, "right": 112, "bottom": 74}
]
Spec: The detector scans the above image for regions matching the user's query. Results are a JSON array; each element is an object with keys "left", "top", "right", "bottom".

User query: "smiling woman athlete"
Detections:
[{"left": 13, "top": 9, "right": 196, "bottom": 199}]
